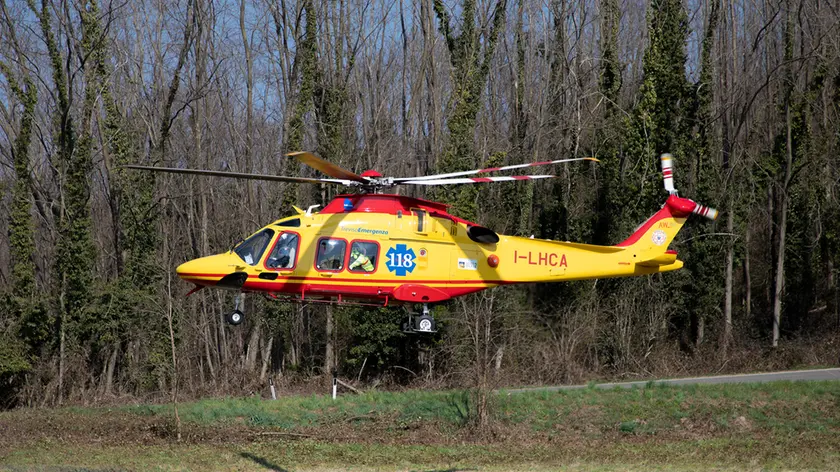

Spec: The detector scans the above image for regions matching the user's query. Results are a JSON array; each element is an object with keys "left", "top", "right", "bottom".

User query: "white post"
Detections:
[
  {"left": 332, "top": 374, "right": 337, "bottom": 400},
  {"left": 269, "top": 377, "right": 277, "bottom": 400}
]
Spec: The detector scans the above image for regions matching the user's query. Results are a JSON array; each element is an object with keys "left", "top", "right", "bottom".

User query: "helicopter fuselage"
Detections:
[{"left": 175, "top": 193, "right": 691, "bottom": 305}]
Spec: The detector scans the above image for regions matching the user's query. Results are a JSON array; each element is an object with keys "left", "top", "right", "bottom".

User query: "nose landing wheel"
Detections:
[
  {"left": 225, "top": 309, "right": 244, "bottom": 326},
  {"left": 225, "top": 294, "right": 245, "bottom": 326},
  {"left": 402, "top": 304, "right": 437, "bottom": 334}
]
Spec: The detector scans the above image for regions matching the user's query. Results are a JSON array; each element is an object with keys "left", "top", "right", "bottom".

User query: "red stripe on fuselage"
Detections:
[
  {"left": 178, "top": 272, "right": 511, "bottom": 285},
  {"left": 240, "top": 280, "right": 491, "bottom": 301}
]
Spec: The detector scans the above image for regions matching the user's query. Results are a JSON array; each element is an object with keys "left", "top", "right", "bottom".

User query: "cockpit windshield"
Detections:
[{"left": 234, "top": 229, "right": 275, "bottom": 265}]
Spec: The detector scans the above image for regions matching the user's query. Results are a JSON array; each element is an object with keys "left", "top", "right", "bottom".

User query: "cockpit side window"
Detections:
[
  {"left": 234, "top": 229, "right": 275, "bottom": 265},
  {"left": 265, "top": 232, "right": 300, "bottom": 270}
]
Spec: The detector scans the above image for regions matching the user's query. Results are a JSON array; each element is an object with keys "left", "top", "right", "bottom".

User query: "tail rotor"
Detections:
[{"left": 660, "top": 153, "right": 718, "bottom": 221}]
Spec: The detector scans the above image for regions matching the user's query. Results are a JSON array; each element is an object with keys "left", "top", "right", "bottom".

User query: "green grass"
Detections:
[
  {"left": 2, "top": 380, "right": 839, "bottom": 470},
  {"left": 126, "top": 389, "right": 475, "bottom": 430},
  {"left": 116, "top": 380, "right": 840, "bottom": 436},
  {"left": 496, "top": 381, "right": 840, "bottom": 434}
]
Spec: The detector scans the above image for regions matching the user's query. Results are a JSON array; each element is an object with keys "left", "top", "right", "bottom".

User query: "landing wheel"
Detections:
[
  {"left": 226, "top": 309, "right": 244, "bottom": 326},
  {"left": 414, "top": 314, "right": 436, "bottom": 333},
  {"left": 402, "top": 304, "right": 437, "bottom": 334}
]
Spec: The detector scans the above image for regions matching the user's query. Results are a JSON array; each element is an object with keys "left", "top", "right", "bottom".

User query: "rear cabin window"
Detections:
[
  {"left": 414, "top": 209, "right": 427, "bottom": 233},
  {"left": 234, "top": 229, "right": 274, "bottom": 265},
  {"left": 316, "top": 238, "right": 347, "bottom": 271},
  {"left": 348, "top": 241, "right": 379, "bottom": 273},
  {"left": 265, "top": 232, "right": 299, "bottom": 270}
]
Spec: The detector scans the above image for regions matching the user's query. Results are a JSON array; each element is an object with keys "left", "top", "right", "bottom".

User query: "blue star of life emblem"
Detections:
[{"left": 385, "top": 244, "right": 416, "bottom": 276}]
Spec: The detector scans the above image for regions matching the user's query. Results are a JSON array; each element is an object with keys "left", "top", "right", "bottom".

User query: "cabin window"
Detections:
[
  {"left": 348, "top": 241, "right": 379, "bottom": 273},
  {"left": 265, "top": 232, "right": 300, "bottom": 270},
  {"left": 234, "top": 229, "right": 274, "bottom": 265},
  {"left": 316, "top": 238, "right": 347, "bottom": 271},
  {"left": 414, "top": 209, "right": 427, "bottom": 233}
]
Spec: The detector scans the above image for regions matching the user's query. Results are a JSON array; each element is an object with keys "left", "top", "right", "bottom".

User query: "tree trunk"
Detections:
[
  {"left": 324, "top": 306, "right": 334, "bottom": 375},
  {"left": 245, "top": 322, "right": 261, "bottom": 372},
  {"left": 744, "top": 225, "right": 752, "bottom": 321},
  {"left": 58, "top": 291, "right": 66, "bottom": 405},
  {"left": 203, "top": 319, "right": 216, "bottom": 381},
  {"left": 104, "top": 344, "right": 119, "bottom": 396},
  {"left": 772, "top": 101, "right": 794, "bottom": 347},
  {"left": 723, "top": 204, "right": 734, "bottom": 351},
  {"left": 166, "top": 272, "right": 181, "bottom": 441},
  {"left": 217, "top": 291, "right": 228, "bottom": 368},
  {"left": 494, "top": 345, "right": 505, "bottom": 376},
  {"left": 260, "top": 337, "right": 274, "bottom": 381},
  {"left": 239, "top": 0, "right": 255, "bottom": 215}
]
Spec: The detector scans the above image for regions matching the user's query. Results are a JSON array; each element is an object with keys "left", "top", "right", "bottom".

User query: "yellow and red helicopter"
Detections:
[{"left": 128, "top": 152, "right": 717, "bottom": 333}]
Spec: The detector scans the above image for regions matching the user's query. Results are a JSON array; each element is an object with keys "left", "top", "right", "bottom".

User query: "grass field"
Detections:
[{"left": 2, "top": 380, "right": 839, "bottom": 471}]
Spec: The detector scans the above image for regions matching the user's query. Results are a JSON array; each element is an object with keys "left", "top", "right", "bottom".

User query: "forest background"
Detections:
[{"left": 0, "top": 0, "right": 839, "bottom": 408}]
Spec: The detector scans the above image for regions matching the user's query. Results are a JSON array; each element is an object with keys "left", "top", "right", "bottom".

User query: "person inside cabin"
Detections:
[
  {"left": 275, "top": 245, "right": 293, "bottom": 269},
  {"left": 349, "top": 245, "right": 374, "bottom": 272},
  {"left": 267, "top": 233, "right": 297, "bottom": 269},
  {"left": 318, "top": 239, "right": 344, "bottom": 270}
]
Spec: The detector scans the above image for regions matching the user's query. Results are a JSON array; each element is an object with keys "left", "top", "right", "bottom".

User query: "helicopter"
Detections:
[{"left": 127, "top": 152, "right": 717, "bottom": 333}]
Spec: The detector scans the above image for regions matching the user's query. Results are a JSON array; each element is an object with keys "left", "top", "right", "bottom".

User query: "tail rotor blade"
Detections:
[
  {"left": 691, "top": 203, "right": 719, "bottom": 221},
  {"left": 661, "top": 153, "right": 676, "bottom": 194}
]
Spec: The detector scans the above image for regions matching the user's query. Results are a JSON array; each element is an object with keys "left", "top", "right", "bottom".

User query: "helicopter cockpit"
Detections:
[{"left": 233, "top": 229, "right": 273, "bottom": 265}]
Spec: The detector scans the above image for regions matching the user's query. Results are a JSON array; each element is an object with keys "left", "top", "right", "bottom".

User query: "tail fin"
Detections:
[{"left": 616, "top": 154, "right": 719, "bottom": 262}]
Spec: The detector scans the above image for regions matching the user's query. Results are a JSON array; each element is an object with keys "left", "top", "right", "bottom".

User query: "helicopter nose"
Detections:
[
  {"left": 176, "top": 253, "right": 241, "bottom": 286},
  {"left": 175, "top": 259, "right": 201, "bottom": 279}
]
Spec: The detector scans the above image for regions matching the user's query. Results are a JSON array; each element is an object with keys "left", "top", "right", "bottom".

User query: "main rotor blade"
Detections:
[
  {"left": 123, "top": 165, "right": 357, "bottom": 186},
  {"left": 286, "top": 151, "right": 367, "bottom": 182},
  {"left": 399, "top": 175, "right": 559, "bottom": 186},
  {"left": 393, "top": 157, "right": 598, "bottom": 182}
]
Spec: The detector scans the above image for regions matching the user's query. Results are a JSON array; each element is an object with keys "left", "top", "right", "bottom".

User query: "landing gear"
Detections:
[
  {"left": 225, "top": 294, "right": 245, "bottom": 326},
  {"left": 402, "top": 304, "right": 437, "bottom": 334},
  {"left": 226, "top": 309, "right": 244, "bottom": 326}
]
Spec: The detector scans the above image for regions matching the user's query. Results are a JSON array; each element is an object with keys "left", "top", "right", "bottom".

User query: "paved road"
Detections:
[{"left": 502, "top": 367, "right": 840, "bottom": 394}]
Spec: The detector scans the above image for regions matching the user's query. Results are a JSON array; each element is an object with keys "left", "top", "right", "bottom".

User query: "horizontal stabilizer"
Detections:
[{"left": 636, "top": 251, "right": 678, "bottom": 267}]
